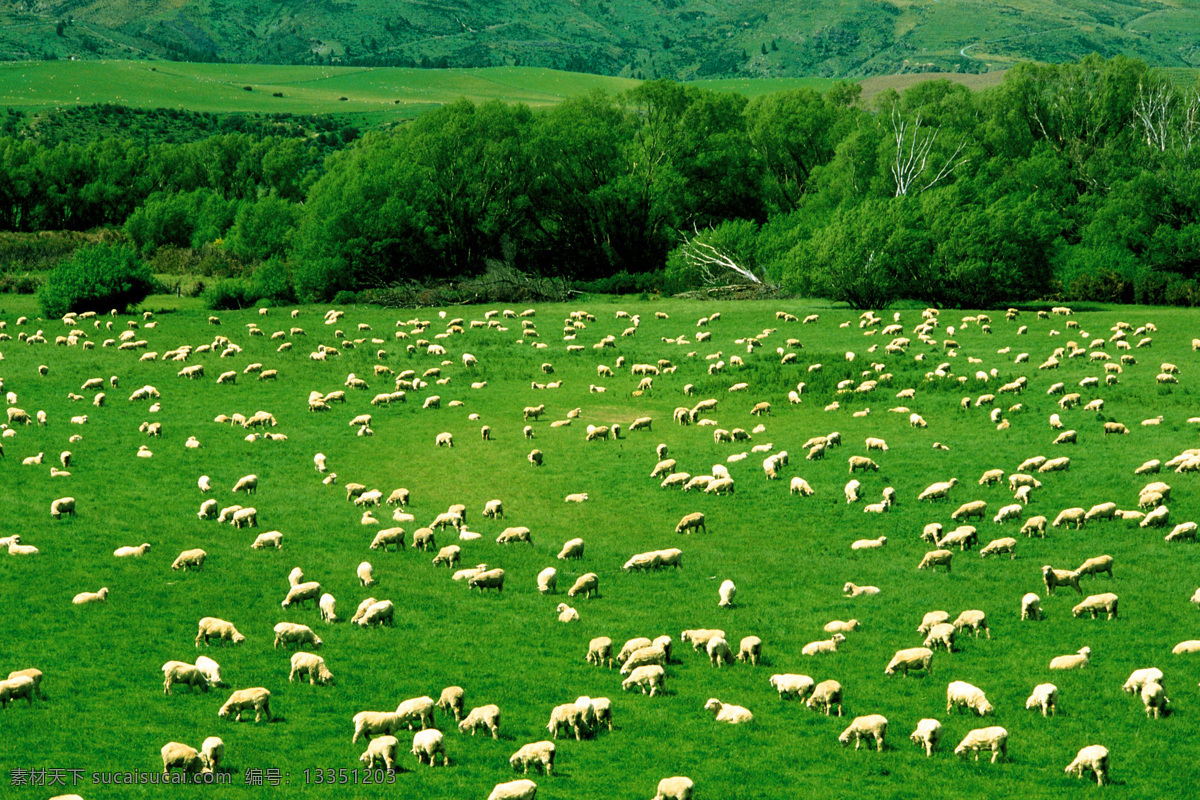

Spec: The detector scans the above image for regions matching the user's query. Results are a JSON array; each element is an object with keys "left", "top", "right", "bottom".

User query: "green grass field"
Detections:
[{"left": 0, "top": 294, "right": 1197, "bottom": 799}]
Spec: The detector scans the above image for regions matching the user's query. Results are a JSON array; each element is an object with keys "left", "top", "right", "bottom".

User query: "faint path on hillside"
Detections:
[{"left": 960, "top": 24, "right": 1086, "bottom": 59}]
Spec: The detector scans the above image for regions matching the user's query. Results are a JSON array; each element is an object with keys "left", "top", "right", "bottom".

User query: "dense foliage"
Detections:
[
  {"left": 38, "top": 243, "right": 156, "bottom": 317},
  {"left": 3, "top": 56, "right": 1200, "bottom": 308}
]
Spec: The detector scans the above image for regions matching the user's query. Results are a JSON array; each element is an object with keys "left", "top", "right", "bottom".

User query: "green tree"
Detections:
[{"left": 39, "top": 243, "right": 155, "bottom": 317}]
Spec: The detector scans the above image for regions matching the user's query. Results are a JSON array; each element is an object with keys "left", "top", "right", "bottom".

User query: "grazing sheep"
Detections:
[
  {"left": 161, "top": 741, "right": 203, "bottom": 774},
  {"left": 769, "top": 673, "right": 815, "bottom": 700},
  {"left": 281, "top": 581, "right": 322, "bottom": 609},
  {"left": 1049, "top": 646, "right": 1091, "bottom": 670},
  {"left": 718, "top": 579, "right": 736, "bottom": 608},
  {"left": 587, "top": 637, "right": 614, "bottom": 668},
  {"left": 162, "top": 661, "right": 210, "bottom": 695},
  {"left": 289, "top": 652, "right": 335, "bottom": 686},
  {"left": 557, "top": 538, "right": 585, "bottom": 560},
  {"left": 918, "top": 610, "right": 951, "bottom": 634},
  {"left": 675, "top": 512, "right": 706, "bottom": 534},
  {"left": 1142, "top": 681, "right": 1170, "bottom": 718},
  {"left": 848, "top": 456, "right": 879, "bottom": 473},
  {"left": 510, "top": 741, "right": 556, "bottom": 776},
  {"left": 806, "top": 680, "right": 843, "bottom": 716},
  {"left": 1065, "top": 744, "right": 1109, "bottom": 786},
  {"left": 923, "top": 623, "right": 956, "bottom": 652},
  {"left": 370, "top": 527, "right": 406, "bottom": 551},
  {"left": 172, "top": 548, "right": 207, "bottom": 571},
  {"left": 622, "top": 665, "right": 665, "bottom": 697},
  {"left": 566, "top": 573, "right": 599, "bottom": 599},
  {"left": 910, "top": 718, "right": 942, "bottom": 757},
  {"left": 1021, "top": 593, "right": 1043, "bottom": 621},
  {"left": 918, "top": 549, "right": 953, "bottom": 573},
  {"left": 273, "top": 622, "right": 322, "bottom": 650},
  {"left": 947, "top": 681, "right": 993, "bottom": 716},
  {"left": 1025, "top": 683, "right": 1058, "bottom": 716},
  {"left": 885, "top": 647, "right": 933, "bottom": 677},
  {"left": 1141, "top": 505, "right": 1170, "bottom": 528},
  {"left": 839, "top": 714, "right": 887, "bottom": 750},
  {"left": 469, "top": 568, "right": 506, "bottom": 593},
  {"left": 318, "top": 593, "right": 338, "bottom": 624},
  {"left": 410, "top": 728, "right": 449, "bottom": 767},
  {"left": 737, "top": 636, "right": 763, "bottom": 665},
  {"left": 49, "top": 497, "right": 75, "bottom": 519},
  {"left": 954, "top": 727, "right": 1008, "bottom": 763},
  {"left": 1020, "top": 516, "right": 1047, "bottom": 538},
  {"left": 1073, "top": 592, "right": 1119, "bottom": 620},
  {"left": 704, "top": 698, "right": 753, "bottom": 724},
  {"left": 546, "top": 702, "right": 591, "bottom": 740},
  {"left": 1075, "top": 554, "right": 1114, "bottom": 579},
  {"left": 359, "top": 734, "right": 400, "bottom": 771},
  {"left": 200, "top": 736, "right": 224, "bottom": 773},
  {"left": 232, "top": 474, "right": 258, "bottom": 494},
  {"left": 496, "top": 526, "right": 532, "bottom": 546},
  {"left": 952, "top": 500, "right": 987, "bottom": 522},
  {"left": 979, "top": 537, "right": 1017, "bottom": 559},
  {"left": 953, "top": 610, "right": 991, "bottom": 638},
  {"left": 459, "top": 704, "right": 501, "bottom": 739},
  {"left": 218, "top": 687, "right": 271, "bottom": 722},
  {"left": 707, "top": 636, "right": 734, "bottom": 667}
]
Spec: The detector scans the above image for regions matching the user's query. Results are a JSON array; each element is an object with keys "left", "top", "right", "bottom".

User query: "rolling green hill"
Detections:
[{"left": 2, "top": 0, "right": 1199, "bottom": 79}]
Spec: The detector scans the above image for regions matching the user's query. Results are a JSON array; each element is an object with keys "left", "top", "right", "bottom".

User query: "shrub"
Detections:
[
  {"left": 574, "top": 270, "right": 664, "bottom": 296},
  {"left": 201, "top": 278, "right": 255, "bottom": 310},
  {"left": 332, "top": 290, "right": 358, "bottom": 305},
  {"left": 0, "top": 272, "right": 43, "bottom": 294},
  {"left": 39, "top": 244, "right": 155, "bottom": 317}
]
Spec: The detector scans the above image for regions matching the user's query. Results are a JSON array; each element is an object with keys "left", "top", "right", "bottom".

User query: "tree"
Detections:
[{"left": 39, "top": 243, "right": 156, "bottom": 317}]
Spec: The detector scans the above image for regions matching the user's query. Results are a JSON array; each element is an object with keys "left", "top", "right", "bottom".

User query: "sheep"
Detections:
[
  {"left": 1141, "top": 505, "right": 1170, "bottom": 528},
  {"left": 848, "top": 456, "right": 879, "bottom": 473},
  {"left": 802, "top": 633, "right": 846, "bottom": 656},
  {"left": 251, "top": 531, "right": 283, "bottom": 550},
  {"left": 318, "top": 593, "right": 338, "bottom": 624},
  {"left": 497, "top": 527, "right": 532, "bottom": 545},
  {"left": 947, "top": 681, "right": 993, "bottom": 716},
  {"left": 216, "top": 504, "right": 243, "bottom": 524},
  {"left": 547, "top": 702, "right": 591, "bottom": 740},
  {"left": 1020, "top": 516, "right": 1048, "bottom": 537},
  {"left": 768, "top": 674, "right": 815, "bottom": 702},
  {"left": 290, "top": 652, "right": 335, "bottom": 686},
  {"left": 509, "top": 741, "right": 556, "bottom": 776},
  {"left": 1025, "top": 683, "right": 1058, "bottom": 716},
  {"left": 680, "top": 629, "right": 725, "bottom": 651},
  {"left": 72, "top": 587, "right": 109, "bottom": 605},
  {"left": 49, "top": 497, "right": 75, "bottom": 519},
  {"left": 951, "top": 500, "right": 987, "bottom": 522},
  {"left": 1073, "top": 592, "right": 1119, "bottom": 620},
  {"left": 232, "top": 474, "right": 258, "bottom": 495},
  {"left": 161, "top": 741, "right": 204, "bottom": 775},
  {"left": 1038, "top": 456, "right": 1071, "bottom": 473},
  {"left": 806, "top": 680, "right": 843, "bottom": 716},
  {"left": 718, "top": 578, "right": 736, "bottom": 608},
  {"left": 469, "top": 568, "right": 506, "bottom": 593},
  {"left": 488, "top": 779, "right": 538, "bottom": 800},
  {"left": 736, "top": 636, "right": 763, "bottom": 665},
  {"left": 162, "top": 660, "right": 210, "bottom": 695},
  {"left": 114, "top": 543, "right": 151, "bottom": 557},
  {"left": 979, "top": 537, "right": 1017, "bottom": 559},
  {"left": 838, "top": 714, "right": 887, "bottom": 751},
  {"left": 1049, "top": 646, "right": 1091, "bottom": 670},
  {"left": 355, "top": 599, "right": 395, "bottom": 627},
  {"left": 555, "top": 603, "right": 579, "bottom": 623},
  {"left": 622, "top": 665, "right": 665, "bottom": 697},
  {"left": 953, "top": 610, "right": 991, "bottom": 639},
  {"left": 587, "top": 637, "right": 614, "bottom": 668},
  {"left": 843, "top": 582, "right": 881, "bottom": 597},
  {"left": 1122, "top": 667, "right": 1163, "bottom": 695},
  {"left": 352, "top": 710, "right": 401, "bottom": 743},
  {"left": 707, "top": 635, "right": 734, "bottom": 667},
  {"left": 218, "top": 687, "right": 272, "bottom": 722},
  {"left": 954, "top": 727, "right": 1008, "bottom": 763},
  {"left": 1021, "top": 593, "right": 1043, "bottom": 621},
  {"left": 1075, "top": 554, "right": 1114, "bottom": 579},
  {"left": 172, "top": 548, "right": 207, "bottom": 571},
  {"left": 910, "top": 719, "right": 943, "bottom": 757},
  {"left": 392, "top": 696, "right": 436, "bottom": 731},
  {"left": 457, "top": 703, "right": 502, "bottom": 739},
  {"left": 231, "top": 507, "right": 257, "bottom": 529},
  {"left": 370, "top": 527, "right": 406, "bottom": 551},
  {"left": 281, "top": 581, "right": 322, "bottom": 609},
  {"left": 675, "top": 512, "right": 706, "bottom": 535},
  {"left": 704, "top": 698, "right": 753, "bottom": 724},
  {"left": 1142, "top": 680, "right": 1170, "bottom": 718},
  {"left": 1065, "top": 744, "right": 1109, "bottom": 786},
  {"left": 918, "top": 549, "right": 953, "bottom": 572},
  {"left": 923, "top": 623, "right": 956, "bottom": 652},
  {"left": 1043, "top": 566, "right": 1082, "bottom": 596},
  {"left": 199, "top": 735, "right": 224, "bottom": 773},
  {"left": 992, "top": 504, "right": 1022, "bottom": 524},
  {"left": 274, "top": 622, "right": 322, "bottom": 650}
]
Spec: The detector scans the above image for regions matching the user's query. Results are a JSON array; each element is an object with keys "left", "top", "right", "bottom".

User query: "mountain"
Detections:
[{"left": 2, "top": 0, "right": 1198, "bottom": 79}]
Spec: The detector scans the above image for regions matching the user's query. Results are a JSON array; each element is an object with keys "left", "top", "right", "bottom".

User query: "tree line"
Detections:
[{"left": 4, "top": 54, "right": 1200, "bottom": 311}]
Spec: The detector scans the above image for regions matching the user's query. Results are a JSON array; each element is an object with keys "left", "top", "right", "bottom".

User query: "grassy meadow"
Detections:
[{"left": 0, "top": 294, "right": 1198, "bottom": 799}]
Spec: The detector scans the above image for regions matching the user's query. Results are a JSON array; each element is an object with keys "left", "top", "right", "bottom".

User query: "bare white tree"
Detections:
[
  {"left": 1183, "top": 89, "right": 1199, "bottom": 151},
  {"left": 1133, "top": 81, "right": 1173, "bottom": 152},
  {"left": 680, "top": 234, "right": 765, "bottom": 287},
  {"left": 890, "top": 105, "right": 969, "bottom": 197}
]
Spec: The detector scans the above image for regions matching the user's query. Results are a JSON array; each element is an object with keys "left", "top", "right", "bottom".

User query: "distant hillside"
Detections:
[{"left": 2, "top": 0, "right": 1199, "bottom": 78}]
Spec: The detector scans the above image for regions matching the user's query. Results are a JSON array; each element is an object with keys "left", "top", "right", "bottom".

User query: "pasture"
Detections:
[{"left": 1, "top": 294, "right": 1198, "bottom": 799}]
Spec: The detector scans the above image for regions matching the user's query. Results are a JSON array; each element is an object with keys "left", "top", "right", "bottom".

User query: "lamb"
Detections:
[
  {"left": 172, "top": 549, "right": 207, "bottom": 571},
  {"left": 1043, "top": 565, "right": 1082, "bottom": 596},
  {"left": 954, "top": 727, "right": 1008, "bottom": 763},
  {"left": 1073, "top": 592, "right": 1119, "bottom": 619},
  {"left": 910, "top": 719, "right": 943, "bottom": 757},
  {"left": 1049, "top": 646, "right": 1091, "bottom": 670},
  {"left": 806, "top": 679, "right": 843, "bottom": 716},
  {"left": 621, "top": 665, "right": 665, "bottom": 697},
  {"left": 1142, "top": 680, "right": 1170, "bottom": 718},
  {"left": 1025, "top": 683, "right": 1057, "bottom": 716},
  {"left": 162, "top": 660, "right": 210, "bottom": 694},
  {"left": 718, "top": 578, "right": 736, "bottom": 607},
  {"left": 803, "top": 633, "right": 846, "bottom": 656},
  {"left": 704, "top": 698, "right": 754, "bottom": 724},
  {"left": 510, "top": 741, "right": 556, "bottom": 775},
  {"left": 953, "top": 609, "right": 991, "bottom": 638},
  {"left": 161, "top": 741, "right": 204, "bottom": 774},
  {"left": 918, "top": 549, "right": 953, "bottom": 572},
  {"left": 488, "top": 779, "right": 538, "bottom": 800},
  {"left": 737, "top": 636, "right": 763, "bottom": 665},
  {"left": 281, "top": 581, "right": 322, "bottom": 609},
  {"left": 947, "top": 681, "right": 994, "bottom": 716},
  {"left": 218, "top": 687, "right": 272, "bottom": 722},
  {"left": 274, "top": 622, "right": 322, "bottom": 650},
  {"left": 547, "top": 702, "right": 591, "bottom": 740},
  {"left": 289, "top": 652, "right": 335, "bottom": 686},
  {"left": 1065, "top": 744, "right": 1109, "bottom": 786},
  {"left": 459, "top": 703, "right": 501, "bottom": 739},
  {"left": 885, "top": 647, "right": 933, "bottom": 677},
  {"left": 839, "top": 714, "right": 887, "bottom": 750},
  {"left": 1021, "top": 593, "right": 1043, "bottom": 621}
]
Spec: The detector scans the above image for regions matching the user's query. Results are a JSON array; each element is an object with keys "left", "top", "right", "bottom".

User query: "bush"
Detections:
[
  {"left": 0, "top": 272, "right": 43, "bottom": 294},
  {"left": 39, "top": 244, "right": 155, "bottom": 318},
  {"left": 200, "top": 278, "right": 255, "bottom": 310},
  {"left": 332, "top": 290, "right": 358, "bottom": 305},
  {"left": 573, "top": 270, "right": 664, "bottom": 295},
  {"left": 1165, "top": 277, "right": 1200, "bottom": 307}
]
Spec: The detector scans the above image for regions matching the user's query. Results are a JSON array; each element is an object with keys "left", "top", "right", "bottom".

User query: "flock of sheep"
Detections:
[{"left": 3, "top": 298, "right": 1199, "bottom": 799}]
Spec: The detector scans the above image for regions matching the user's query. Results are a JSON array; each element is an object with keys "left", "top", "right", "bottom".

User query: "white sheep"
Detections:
[
  {"left": 546, "top": 702, "right": 591, "bottom": 740},
  {"left": 1072, "top": 592, "right": 1118, "bottom": 620},
  {"left": 289, "top": 652, "right": 335, "bottom": 686},
  {"left": 621, "top": 665, "right": 665, "bottom": 697},
  {"left": 736, "top": 636, "right": 763, "bottom": 665},
  {"left": 200, "top": 736, "right": 224, "bottom": 773},
  {"left": 769, "top": 673, "right": 815, "bottom": 700},
  {"left": 1025, "top": 683, "right": 1058, "bottom": 716},
  {"left": 843, "top": 582, "right": 881, "bottom": 596},
  {"left": 806, "top": 680, "right": 843, "bottom": 716},
  {"left": 910, "top": 718, "right": 943, "bottom": 757},
  {"left": 947, "top": 681, "right": 993, "bottom": 716},
  {"left": 359, "top": 734, "right": 400, "bottom": 771},
  {"left": 802, "top": 633, "right": 846, "bottom": 656},
  {"left": 172, "top": 549, "right": 207, "bottom": 571},
  {"left": 704, "top": 698, "right": 753, "bottom": 724},
  {"left": 273, "top": 622, "right": 322, "bottom": 650},
  {"left": 1141, "top": 681, "right": 1170, "bottom": 718},
  {"left": 885, "top": 647, "right": 933, "bottom": 677},
  {"left": 357, "top": 600, "right": 395, "bottom": 627},
  {"left": 160, "top": 741, "right": 204, "bottom": 774},
  {"left": 509, "top": 741, "right": 555, "bottom": 775},
  {"left": 1065, "top": 744, "right": 1109, "bottom": 786},
  {"left": 459, "top": 704, "right": 501, "bottom": 739},
  {"left": 218, "top": 687, "right": 271, "bottom": 722},
  {"left": 488, "top": 779, "right": 538, "bottom": 800},
  {"left": 838, "top": 714, "right": 887, "bottom": 750},
  {"left": 281, "top": 581, "right": 322, "bottom": 609},
  {"left": 162, "top": 660, "right": 210, "bottom": 695},
  {"left": 1049, "top": 646, "right": 1091, "bottom": 670},
  {"left": 954, "top": 726, "right": 1008, "bottom": 763},
  {"left": 1021, "top": 593, "right": 1042, "bottom": 621},
  {"left": 72, "top": 587, "right": 108, "bottom": 605}
]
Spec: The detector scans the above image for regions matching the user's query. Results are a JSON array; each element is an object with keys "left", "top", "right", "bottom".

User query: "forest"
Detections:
[{"left": 3, "top": 55, "right": 1200, "bottom": 312}]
